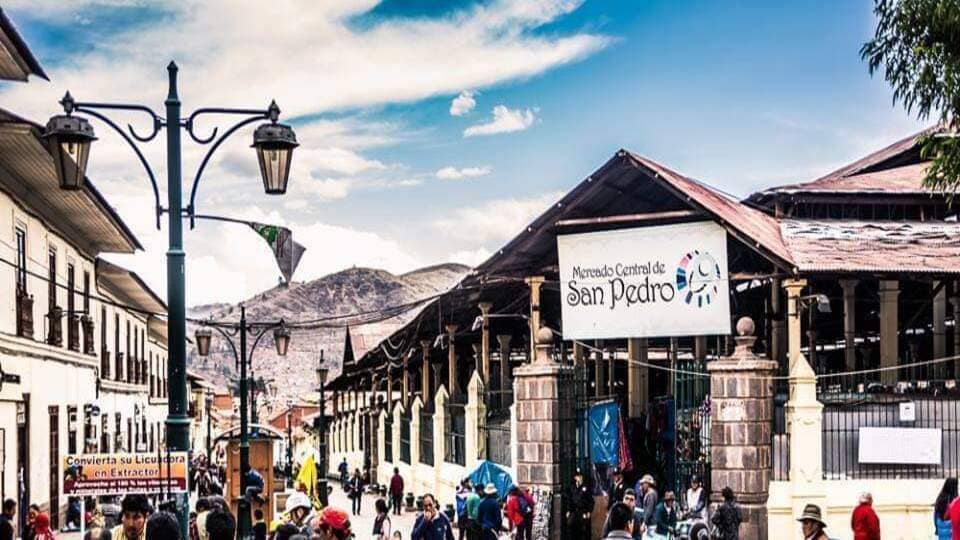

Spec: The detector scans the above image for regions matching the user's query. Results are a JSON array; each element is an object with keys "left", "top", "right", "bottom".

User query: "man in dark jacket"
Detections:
[
  {"left": 0, "top": 499, "right": 15, "bottom": 540},
  {"left": 389, "top": 468, "right": 404, "bottom": 516},
  {"left": 711, "top": 487, "right": 742, "bottom": 540},
  {"left": 566, "top": 469, "right": 594, "bottom": 539},
  {"left": 607, "top": 469, "right": 626, "bottom": 510},
  {"left": 601, "top": 489, "right": 643, "bottom": 540},
  {"left": 476, "top": 484, "right": 502, "bottom": 540},
  {"left": 652, "top": 491, "right": 678, "bottom": 537},
  {"left": 412, "top": 494, "right": 455, "bottom": 540}
]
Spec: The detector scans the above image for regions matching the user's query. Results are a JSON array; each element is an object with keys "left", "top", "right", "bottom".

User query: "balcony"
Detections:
[
  {"left": 67, "top": 313, "right": 80, "bottom": 352},
  {"left": 15, "top": 287, "right": 33, "bottom": 339},
  {"left": 82, "top": 316, "right": 95, "bottom": 355},
  {"left": 46, "top": 307, "right": 63, "bottom": 347}
]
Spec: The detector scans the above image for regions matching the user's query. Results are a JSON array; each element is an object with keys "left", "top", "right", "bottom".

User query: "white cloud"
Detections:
[
  {"left": 433, "top": 191, "right": 564, "bottom": 244},
  {"left": 448, "top": 247, "right": 493, "bottom": 268},
  {"left": 463, "top": 105, "right": 537, "bottom": 137},
  {"left": 450, "top": 90, "right": 477, "bottom": 116},
  {"left": 435, "top": 165, "right": 492, "bottom": 180}
]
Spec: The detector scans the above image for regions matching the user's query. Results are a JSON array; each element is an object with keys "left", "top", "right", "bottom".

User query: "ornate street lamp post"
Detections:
[
  {"left": 195, "top": 307, "right": 290, "bottom": 537},
  {"left": 315, "top": 351, "right": 329, "bottom": 507},
  {"left": 45, "top": 63, "right": 296, "bottom": 538}
]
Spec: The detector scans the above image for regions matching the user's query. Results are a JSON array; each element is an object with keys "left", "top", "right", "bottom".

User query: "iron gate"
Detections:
[{"left": 674, "top": 358, "right": 711, "bottom": 495}]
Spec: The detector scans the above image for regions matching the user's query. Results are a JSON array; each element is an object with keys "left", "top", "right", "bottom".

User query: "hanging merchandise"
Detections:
[
  {"left": 588, "top": 401, "right": 619, "bottom": 465},
  {"left": 617, "top": 411, "right": 633, "bottom": 473}
]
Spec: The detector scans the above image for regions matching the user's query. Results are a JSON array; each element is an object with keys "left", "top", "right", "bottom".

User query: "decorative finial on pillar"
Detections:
[
  {"left": 534, "top": 326, "right": 554, "bottom": 364},
  {"left": 733, "top": 316, "right": 757, "bottom": 358}
]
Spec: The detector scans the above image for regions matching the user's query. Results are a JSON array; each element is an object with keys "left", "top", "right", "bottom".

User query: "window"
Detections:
[
  {"left": 100, "top": 306, "right": 108, "bottom": 376},
  {"left": 82, "top": 271, "right": 90, "bottom": 314},
  {"left": 47, "top": 248, "right": 56, "bottom": 311},
  {"left": 114, "top": 313, "right": 121, "bottom": 381},
  {"left": 15, "top": 227, "right": 26, "bottom": 291},
  {"left": 67, "top": 263, "right": 75, "bottom": 316},
  {"left": 126, "top": 320, "right": 131, "bottom": 383}
]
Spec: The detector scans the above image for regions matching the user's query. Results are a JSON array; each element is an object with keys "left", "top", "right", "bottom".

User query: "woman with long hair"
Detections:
[
  {"left": 32, "top": 513, "right": 56, "bottom": 540},
  {"left": 935, "top": 477, "right": 957, "bottom": 540}
]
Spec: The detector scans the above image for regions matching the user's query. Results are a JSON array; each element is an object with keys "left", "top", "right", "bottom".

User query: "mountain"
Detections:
[{"left": 186, "top": 263, "right": 469, "bottom": 411}]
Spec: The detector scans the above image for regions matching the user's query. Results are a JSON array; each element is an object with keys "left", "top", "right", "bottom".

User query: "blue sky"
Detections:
[{"left": 3, "top": 1, "right": 922, "bottom": 304}]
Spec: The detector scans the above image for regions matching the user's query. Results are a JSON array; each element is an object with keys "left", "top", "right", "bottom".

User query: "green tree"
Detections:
[{"left": 862, "top": 0, "right": 960, "bottom": 194}]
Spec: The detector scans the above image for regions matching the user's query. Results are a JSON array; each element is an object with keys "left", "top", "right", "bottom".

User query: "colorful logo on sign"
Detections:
[{"left": 676, "top": 250, "right": 721, "bottom": 307}]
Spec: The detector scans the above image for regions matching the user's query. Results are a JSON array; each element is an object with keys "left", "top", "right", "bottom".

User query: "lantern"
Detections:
[{"left": 44, "top": 114, "right": 96, "bottom": 190}]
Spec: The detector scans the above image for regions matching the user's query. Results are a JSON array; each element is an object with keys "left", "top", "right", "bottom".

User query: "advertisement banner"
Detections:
[
  {"left": 62, "top": 452, "right": 189, "bottom": 497},
  {"left": 558, "top": 221, "right": 731, "bottom": 339}
]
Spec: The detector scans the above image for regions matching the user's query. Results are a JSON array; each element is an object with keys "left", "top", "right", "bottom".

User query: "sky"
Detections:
[{"left": 3, "top": 0, "right": 925, "bottom": 305}]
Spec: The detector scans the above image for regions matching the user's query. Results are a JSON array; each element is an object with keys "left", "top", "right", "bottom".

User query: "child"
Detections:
[{"left": 253, "top": 508, "right": 267, "bottom": 540}]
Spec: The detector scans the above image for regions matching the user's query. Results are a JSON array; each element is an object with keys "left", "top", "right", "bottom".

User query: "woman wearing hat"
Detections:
[{"left": 798, "top": 504, "right": 829, "bottom": 540}]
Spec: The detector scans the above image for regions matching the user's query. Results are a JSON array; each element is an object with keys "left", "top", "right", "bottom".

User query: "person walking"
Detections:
[
  {"left": 851, "top": 492, "right": 880, "bottom": 540},
  {"left": 348, "top": 468, "right": 365, "bottom": 516},
  {"left": 476, "top": 484, "right": 502, "bottom": 540},
  {"left": 389, "top": 468, "right": 405, "bottom": 516},
  {"left": 373, "top": 499, "right": 392, "bottom": 540},
  {"left": 637, "top": 475, "right": 658, "bottom": 536},
  {"left": 505, "top": 486, "right": 534, "bottom": 540},
  {"left": 797, "top": 504, "right": 829, "bottom": 540},
  {"left": 111, "top": 495, "right": 151, "bottom": 540},
  {"left": 204, "top": 509, "right": 236, "bottom": 540},
  {"left": 24, "top": 503, "right": 40, "bottom": 540},
  {"left": 339, "top": 458, "right": 349, "bottom": 490},
  {"left": 934, "top": 478, "right": 956, "bottom": 540},
  {"left": 711, "top": 487, "right": 741, "bottom": 540},
  {"left": 0, "top": 499, "right": 15, "bottom": 540},
  {"left": 603, "top": 502, "right": 635, "bottom": 540},
  {"left": 31, "top": 513, "right": 55, "bottom": 540},
  {"left": 465, "top": 483, "right": 483, "bottom": 540},
  {"left": 312, "top": 507, "right": 353, "bottom": 540},
  {"left": 411, "top": 494, "right": 454, "bottom": 540},
  {"left": 456, "top": 479, "right": 472, "bottom": 540},
  {"left": 601, "top": 489, "right": 642, "bottom": 540},
  {"left": 145, "top": 511, "right": 180, "bottom": 540},
  {"left": 567, "top": 468, "right": 594, "bottom": 540},
  {"left": 649, "top": 491, "right": 677, "bottom": 539}
]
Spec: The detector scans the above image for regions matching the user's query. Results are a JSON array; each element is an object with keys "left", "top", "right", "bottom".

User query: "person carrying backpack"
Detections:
[{"left": 506, "top": 486, "right": 534, "bottom": 540}]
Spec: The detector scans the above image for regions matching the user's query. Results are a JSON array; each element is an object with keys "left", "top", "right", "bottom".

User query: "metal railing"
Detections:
[
  {"left": 445, "top": 402, "right": 466, "bottom": 466},
  {"left": 419, "top": 409, "right": 434, "bottom": 466},
  {"left": 484, "top": 408, "right": 512, "bottom": 467}
]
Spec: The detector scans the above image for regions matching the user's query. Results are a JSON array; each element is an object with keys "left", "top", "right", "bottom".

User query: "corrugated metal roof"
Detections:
[
  {"left": 0, "top": 108, "right": 141, "bottom": 255},
  {"left": 780, "top": 219, "right": 960, "bottom": 274},
  {"left": 770, "top": 162, "right": 931, "bottom": 195},
  {"left": 0, "top": 8, "right": 47, "bottom": 82},
  {"left": 97, "top": 258, "right": 167, "bottom": 315}
]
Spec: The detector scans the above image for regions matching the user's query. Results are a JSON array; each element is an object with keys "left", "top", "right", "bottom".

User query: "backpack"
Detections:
[{"left": 518, "top": 495, "right": 532, "bottom": 518}]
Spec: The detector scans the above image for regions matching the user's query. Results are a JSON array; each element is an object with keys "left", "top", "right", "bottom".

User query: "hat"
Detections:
[
  {"left": 316, "top": 508, "right": 351, "bottom": 533},
  {"left": 796, "top": 504, "right": 826, "bottom": 527},
  {"left": 284, "top": 492, "right": 312, "bottom": 513},
  {"left": 639, "top": 474, "right": 656, "bottom": 486},
  {"left": 484, "top": 483, "right": 498, "bottom": 495}
]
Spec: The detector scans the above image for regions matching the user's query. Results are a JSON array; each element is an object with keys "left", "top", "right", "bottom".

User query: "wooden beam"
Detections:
[{"left": 554, "top": 209, "right": 703, "bottom": 228}]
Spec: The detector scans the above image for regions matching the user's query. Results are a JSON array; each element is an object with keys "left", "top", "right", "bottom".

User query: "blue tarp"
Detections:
[
  {"left": 468, "top": 460, "right": 515, "bottom": 501},
  {"left": 588, "top": 401, "right": 619, "bottom": 465}
]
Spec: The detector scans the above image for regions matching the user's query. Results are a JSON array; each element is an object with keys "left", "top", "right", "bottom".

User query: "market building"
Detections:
[{"left": 330, "top": 126, "right": 960, "bottom": 538}]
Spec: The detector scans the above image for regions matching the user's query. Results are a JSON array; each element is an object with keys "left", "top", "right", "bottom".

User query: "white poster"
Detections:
[
  {"left": 558, "top": 221, "right": 731, "bottom": 340},
  {"left": 858, "top": 427, "right": 942, "bottom": 465}
]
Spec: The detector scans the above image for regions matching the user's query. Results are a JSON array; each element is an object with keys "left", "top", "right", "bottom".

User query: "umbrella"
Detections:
[{"left": 468, "top": 460, "right": 515, "bottom": 501}]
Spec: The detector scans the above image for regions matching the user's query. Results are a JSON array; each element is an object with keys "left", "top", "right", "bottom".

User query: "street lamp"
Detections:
[
  {"left": 194, "top": 306, "right": 290, "bottom": 537},
  {"left": 46, "top": 62, "right": 296, "bottom": 538},
  {"left": 315, "top": 350, "right": 329, "bottom": 507},
  {"left": 195, "top": 328, "right": 212, "bottom": 357}
]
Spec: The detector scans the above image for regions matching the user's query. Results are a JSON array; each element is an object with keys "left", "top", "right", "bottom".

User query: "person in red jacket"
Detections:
[
  {"left": 851, "top": 492, "right": 881, "bottom": 540},
  {"left": 505, "top": 486, "right": 534, "bottom": 540}
]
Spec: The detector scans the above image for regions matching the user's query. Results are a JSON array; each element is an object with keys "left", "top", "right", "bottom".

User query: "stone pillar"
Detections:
[
  {"left": 525, "top": 276, "right": 545, "bottom": 362},
  {"left": 782, "top": 279, "right": 807, "bottom": 372},
  {"left": 627, "top": 338, "right": 649, "bottom": 417},
  {"left": 879, "top": 280, "right": 900, "bottom": 385},
  {"left": 479, "top": 302, "right": 492, "bottom": 386},
  {"left": 498, "top": 334, "right": 512, "bottom": 408},
  {"left": 433, "top": 388, "right": 447, "bottom": 487},
  {"left": 472, "top": 343, "right": 482, "bottom": 381},
  {"left": 840, "top": 280, "right": 858, "bottom": 372},
  {"left": 514, "top": 327, "right": 573, "bottom": 540},
  {"left": 410, "top": 397, "right": 422, "bottom": 466},
  {"left": 465, "top": 372, "right": 486, "bottom": 468},
  {"left": 709, "top": 317, "right": 777, "bottom": 540},
  {"left": 934, "top": 281, "right": 947, "bottom": 368},
  {"left": 386, "top": 369, "right": 394, "bottom": 409},
  {"left": 447, "top": 325, "right": 459, "bottom": 397},
  {"left": 420, "top": 340, "right": 432, "bottom": 404}
]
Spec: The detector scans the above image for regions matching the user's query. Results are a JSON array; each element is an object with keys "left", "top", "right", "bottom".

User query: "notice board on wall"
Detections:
[{"left": 858, "top": 427, "right": 942, "bottom": 465}]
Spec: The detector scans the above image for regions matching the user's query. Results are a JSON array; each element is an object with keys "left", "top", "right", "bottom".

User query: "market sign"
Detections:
[
  {"left": 62, "top": 452, "right": 188, "bottom": 496},
  {"left": 558, "top": 221, "right": 731, "bottom": 340}
]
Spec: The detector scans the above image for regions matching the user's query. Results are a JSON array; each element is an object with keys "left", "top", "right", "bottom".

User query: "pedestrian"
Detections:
[
  {"left": 390, "top": 467, "right": 405, "bottom": 516},
  {"left": 111, "top": 494, "right": 151, "bottom": 540},
  {"left": 637, "top": 474, "right": 658, "bottom": 535},
  {"left": 349, "top": 468, "right": 365, "bottom": 516},
  {"left": 274, "top": 523, "right": 300, "bottom": 540},
  {"left": 684, "top": 475, "right": 706, "bottom": 521},
  {"left": 253, "top": 508, "right": 267, "bottom": 540},
  {"left": 204, "top": 509, "right": 236, "bottom": 540},
  {"left": 31, "top": 513, "right": 55, "bottom": 540},
  {"left": 24, "top": 503, "right": 40, "bottom": 540},
  {"left": 710, "top": 487, "right": 741, "bottom": 540},
  {"left": 603, "top": 502, "right": 635, "bottom": 540},
  {"left": 934, "top": 478, "right": 956, "bottom": 540},
  {"left": 373, "top": 498, "right": 392, "bottom": 540},
  {"left": 0, "top": 499, "right": 15, "bottom": 540},
  {"left": 851, "top": 492, "right": 880, "bottom": 540},
  {"left": 311, "top": 507, "right": 353, "bottom": 540},
  {"left": 283, "top": 492, "right": 315, "bottom": 535},
  {"left": 505, "top": 486, "right": 534, "bottom": 540},
  {"left": 608, "top": 469, "right": 627, "bottom": 510},
  {"left": 601, "top": 488, "right": 642, "bottom": 540},
  {"left": 145, "top": 511, "right": 180, "bottom": 540},
  {"left": 339, "top": 458, "right": 349, "bottom": 489},
  {"left": 476, "top": 484, "right": 502, "bottom": 540},
  {"left": 567, "top": 468, "right": 594, "bottom": 540},
  {"left": 193, "top": 498, "right": 211, "bottom": 540},
  {"left": 650, "top": 491, "right": 677, "bottom": 539},
  {"left": 797, "top": 503, "right": 829, "bottom": 540},
  {"left": 465, "top": 483, "right": 483, "bottom": 540},
  {"left": 456, "top": 478, "right": 471, "bottom": 540},
  {"left": 411, "top": 493, "right": 455, "bottom": 540}
]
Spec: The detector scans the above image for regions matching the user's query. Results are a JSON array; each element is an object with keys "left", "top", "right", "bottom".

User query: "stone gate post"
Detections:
[
  {"left": 708, "top": 317, "right": 777, "bottom": 540},
  {"left": 514, "top": 327, "right": 574, "bottom": 540}
]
